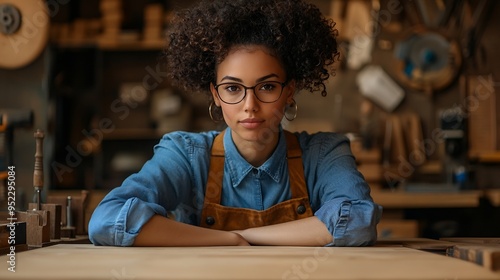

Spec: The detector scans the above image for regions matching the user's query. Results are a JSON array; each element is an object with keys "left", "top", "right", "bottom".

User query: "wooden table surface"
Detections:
[{"left": 1, "top": 243, "right": 499, "bottom": 279}]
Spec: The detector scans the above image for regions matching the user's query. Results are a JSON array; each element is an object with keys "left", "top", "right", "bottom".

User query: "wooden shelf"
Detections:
[
  {"left": 469, "top": 151, "right": 500, "bottom": 163},
  {"left": 371, "top": 189, "right": 483, "bottom": 208},
  {"left": 98, "top": 39, "right": 165, "bottom": 51},
  {"left": 372, "top": 188, "right": 500, "bottom": 208},
  {"left": 102, "top": 128, "right": 164, "bottom": 140},
  {"left": 52, "top": 39, "right": 165, "bottom": 51}
]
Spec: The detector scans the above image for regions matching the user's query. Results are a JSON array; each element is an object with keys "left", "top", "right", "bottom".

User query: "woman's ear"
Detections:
[
  {"left": 210, "top": 83, "right": 221, "bottom": 106},
  {"left": 285, "top": 80, "right": 296, "bottom": 103}
]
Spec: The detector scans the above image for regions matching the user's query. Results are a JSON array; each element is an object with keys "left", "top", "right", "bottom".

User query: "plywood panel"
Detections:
[{"left": 467, "top": 75, "right": 498, "bottom": 158}]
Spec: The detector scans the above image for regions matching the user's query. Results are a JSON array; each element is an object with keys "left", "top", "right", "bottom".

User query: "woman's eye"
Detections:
[
  {"left": 260, "top": 83, "right": 276, "bottom": 91},
  {"left": 224, "top": 85, "right": 242, "bottom": 92}
]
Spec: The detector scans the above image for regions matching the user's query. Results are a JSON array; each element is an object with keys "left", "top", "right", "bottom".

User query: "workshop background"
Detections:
[{"left": 1, "top": 0, "right": 499, "bottom": 239}]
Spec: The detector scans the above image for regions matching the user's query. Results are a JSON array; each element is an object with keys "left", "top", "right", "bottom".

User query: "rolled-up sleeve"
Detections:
[
  {"left": 315, "top": 198, "right": 382, "bottom": 246},
  {"left": 88, "top": 132, "right": 199, "bottom": 246},
  {"left": 89, "top": 193, "right": 167, "bottom": 246},
  {"left": 301, "top": 132, "right": 383, "bottom": 246}
]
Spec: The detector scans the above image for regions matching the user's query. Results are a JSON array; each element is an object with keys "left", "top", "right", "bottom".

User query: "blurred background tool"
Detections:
[
  {"left": 394, "top": 27, "right": 462, "bottom": 95},
  {"left": 0, "top": 109, "right": 33, "bottom": 204},
  {"left": 33, "top": 130, "right": 44, "bottom": 210},
  {"left": 0, "top": 0, "right": 49, "bottom": 69},
  {"left": 15, "top": 129, "right": 52, "bottom": 247},
  {"left": 27, "top": 130, "right": 62, "bottom": 242}
]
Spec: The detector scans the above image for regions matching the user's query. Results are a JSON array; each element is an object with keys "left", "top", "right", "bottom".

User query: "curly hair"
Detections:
[{"left": 164, "top": 0, "right": 339, "bottom": 97}]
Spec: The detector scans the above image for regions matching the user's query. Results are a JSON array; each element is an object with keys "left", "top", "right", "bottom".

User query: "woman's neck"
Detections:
[{"left": 231, "top": 131, "right": 280, "bottom": 167}]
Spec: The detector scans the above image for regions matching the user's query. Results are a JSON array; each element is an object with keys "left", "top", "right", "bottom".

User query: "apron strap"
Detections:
[
  {"left": 205, "top": 130, "right": 226, "bottom": 204},
  {"left": 205, "top": 130, "right": 308, "bottom": 204},
  {"left": 284, "top": 131, "right": 309, "bottom": 199}
]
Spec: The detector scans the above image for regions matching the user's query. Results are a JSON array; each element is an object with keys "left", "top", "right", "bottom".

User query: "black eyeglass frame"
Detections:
[{"left": 214, "top": 81, "right": 288, "bottom": 105}]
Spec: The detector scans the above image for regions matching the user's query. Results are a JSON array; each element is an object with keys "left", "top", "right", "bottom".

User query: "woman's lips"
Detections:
[{"left": 239, "top": 118, "right": 264, "bottom": 129}]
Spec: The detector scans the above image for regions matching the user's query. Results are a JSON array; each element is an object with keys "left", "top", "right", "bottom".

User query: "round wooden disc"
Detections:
[
  {"left": 0, "top": 0, "right": 49, "bottom": 69},
  {"left": 394, "top": 26, "right": 462, "bottom": 95}
]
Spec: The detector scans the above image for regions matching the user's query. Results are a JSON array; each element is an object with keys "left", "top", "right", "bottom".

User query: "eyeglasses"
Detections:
[{"left": 214, "top": 81, "right": 287, "bottom": 104}]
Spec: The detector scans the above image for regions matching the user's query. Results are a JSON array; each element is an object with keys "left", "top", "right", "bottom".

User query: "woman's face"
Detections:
[{"left": 210, "top": 45, "right": 295, "bottom": 147}]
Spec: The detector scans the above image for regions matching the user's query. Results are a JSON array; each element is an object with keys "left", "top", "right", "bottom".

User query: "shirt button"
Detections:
[
  {"left": 252, "top": 168, "right": 258, "bottom": 175},
  {"left": 297, "top": 204, "right": 306, "bottom": 215},
  {"left": 206, "top": 216, "right": 215, "bottom": 225}
]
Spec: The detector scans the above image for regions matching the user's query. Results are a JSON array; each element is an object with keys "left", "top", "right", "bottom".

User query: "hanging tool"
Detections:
[{"left": 461, "top": 0, "right": 495, "bottom": 69}]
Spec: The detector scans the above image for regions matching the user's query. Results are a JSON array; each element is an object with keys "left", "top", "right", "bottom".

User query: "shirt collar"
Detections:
[{"left": 223, "top": 127, "right": 287, "bottom": 188}]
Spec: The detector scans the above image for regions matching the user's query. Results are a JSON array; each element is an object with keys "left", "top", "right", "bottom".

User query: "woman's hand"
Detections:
[
  {"left": 232, "top": 217, "right": 332, "bottom": 246},
  {"left": 134, "top": 215, "right": 251, "bottom": 246},
  {"left": 232, "top": 231, "right": 251, "bottom": 246}
]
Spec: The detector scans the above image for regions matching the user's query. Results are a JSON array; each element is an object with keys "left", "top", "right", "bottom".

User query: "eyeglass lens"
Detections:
[{"left": 216, "top": 81, "right": 284, "bottom": 104}]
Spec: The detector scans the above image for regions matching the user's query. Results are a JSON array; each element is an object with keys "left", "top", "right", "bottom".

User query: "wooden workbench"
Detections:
[{"left": 1, "top": 240, "right": 499, "bottom": 279}]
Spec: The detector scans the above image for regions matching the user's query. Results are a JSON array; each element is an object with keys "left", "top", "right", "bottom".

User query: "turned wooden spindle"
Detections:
[
  {"left": 66, "top": 196, "right": 73, "bottom": 227},
  {"left": 34, "top": 129, "right": 44, "bottom": 210}
]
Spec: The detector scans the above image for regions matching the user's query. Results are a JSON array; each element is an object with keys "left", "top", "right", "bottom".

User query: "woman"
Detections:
[{"left": 88, "top": 0, "right": 382, "bottom": 247}]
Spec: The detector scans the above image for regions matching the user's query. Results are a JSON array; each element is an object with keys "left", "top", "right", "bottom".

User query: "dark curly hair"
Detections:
[{"left": 164, "top": 0, "right": 339, "bottom": 97}]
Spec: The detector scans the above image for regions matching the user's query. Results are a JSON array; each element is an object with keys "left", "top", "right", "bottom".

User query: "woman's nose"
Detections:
[{"left": 243, "top": 89, "right": 259, "bottom": 112}]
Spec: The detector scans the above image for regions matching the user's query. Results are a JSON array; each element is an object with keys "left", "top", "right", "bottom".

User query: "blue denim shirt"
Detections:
[{"left": 88, "top": 127, "right": 382, "bottom": 246}]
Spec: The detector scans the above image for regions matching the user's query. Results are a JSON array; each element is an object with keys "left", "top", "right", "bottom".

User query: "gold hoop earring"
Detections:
[
  {"left": 285, "top": 99, "right": 298, "bottom": 121},
  {"left": 209, "top": 102, "right": 223, "bottom": 122}
]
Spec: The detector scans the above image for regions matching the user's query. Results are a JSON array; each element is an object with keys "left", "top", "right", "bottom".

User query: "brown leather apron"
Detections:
[{"left": 200, "top": 130, "right": 313, "bottom": 231}]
